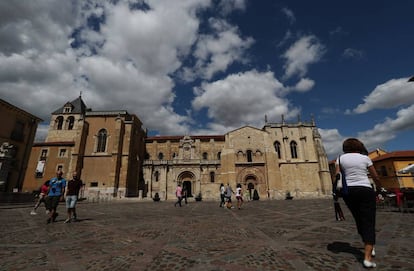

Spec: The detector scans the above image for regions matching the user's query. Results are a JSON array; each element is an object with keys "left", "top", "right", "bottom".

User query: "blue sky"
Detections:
[{"left": 0, "top": 0, "right": 413, "bottom": 160}]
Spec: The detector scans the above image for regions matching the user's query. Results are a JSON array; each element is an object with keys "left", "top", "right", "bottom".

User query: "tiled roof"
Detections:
[
  {"left": 372, "top": 150, "right": 414, "bottom": 162},
  {"left": 52, "top": 96, "right": 88, "bottom": 115}
]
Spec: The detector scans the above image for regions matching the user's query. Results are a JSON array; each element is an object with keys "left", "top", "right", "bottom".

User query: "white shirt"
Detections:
[
  {"left": 336, "top": 153, "right": 373, "bottom": 188},
  {"left": 236, "top": 187, "right": 242, "bottom": 197}
]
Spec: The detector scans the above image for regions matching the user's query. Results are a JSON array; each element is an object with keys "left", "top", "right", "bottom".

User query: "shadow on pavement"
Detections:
[{"left": 327, "top": 241, "right": 364, "bottom": 261}]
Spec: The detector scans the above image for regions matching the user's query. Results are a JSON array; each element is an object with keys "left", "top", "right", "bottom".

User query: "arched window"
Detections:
[
  {"left": 155, "top": 171, "right": 159, "bottom": 182},
  {"left": 158, "top": 152, "right": 164, "bottom": 160},
  {"left": 96, "top": 129, "right": 107, "bottom": 152},
  {"left": 67, "top": 116, "right": 75, "bottom": 130},
  {"left": 202, "top": 152, "right": 208, "bottom": 160},
  {"left": 247, "top": 150, "right": 253, "bottom": 162},
  {"left": 274, "top": 141, "right": 281, "bottom": 159},
  {"left": 210, "top": 171, "right": 215, "bottom": 183},
  {"left": 144, "top": 152, "right": 150, "bottom": 159},
  {"left": 217, "top": 152, "right": 221, "bottom": 160},
  {"left": 56, "top": 116, "right": 64, "bottom": 130},
  {"left": 290, "top": 141, "right": 298, "bottom": 159}
]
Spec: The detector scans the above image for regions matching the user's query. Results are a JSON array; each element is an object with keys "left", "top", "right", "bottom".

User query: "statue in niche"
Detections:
[
  {"left": 0, "top": 142, "right": 15, "bottom": 158},
  {"left": 180, "top": 136, "right": 193, "bottom": 160}
]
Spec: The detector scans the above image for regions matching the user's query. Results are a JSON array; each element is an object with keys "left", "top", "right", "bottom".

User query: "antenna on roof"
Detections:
[{"left": 79, "top": 90, "right": 82, "bottom": 97}]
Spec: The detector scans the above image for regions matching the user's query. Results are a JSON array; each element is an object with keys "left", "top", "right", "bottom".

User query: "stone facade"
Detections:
[
  {"left": 23, "top": 97, "right": 146, "bottom": 199},
  {"left": 0, "top": 99, "right": 42, "bottom": 192},
  {"left": 23, "top": 96, "right": 332, "bottom": 200},
  {"left": 144, "top": 122, "right": 332, "bottom": 201}
]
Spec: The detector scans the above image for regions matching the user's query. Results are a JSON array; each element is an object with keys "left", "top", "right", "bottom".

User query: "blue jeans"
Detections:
[{"left": 65, "top": 195, "right": 78, "bottom": 209}]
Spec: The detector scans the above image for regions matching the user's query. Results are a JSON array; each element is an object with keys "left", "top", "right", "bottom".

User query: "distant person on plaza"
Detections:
[
  {"left": 64, "top": 171, "right": 83, "bottom": 223},
  {"left": 182, "top": 186, "right": 188, "bottom": 204},
  {"left": 335, "top": 138, "right": 381, "bottom": 268},
  {"left": 219, "top": 183, "right": 226, "bottom": 207},
  {"left": 45, "top": 170, "right": 66, "bottom": 224},
  {"left": 30, "top": 180, "right": 50, "bottom": 215},
  {"left": 235, "top": 183, "right": 244, "bottom": 210},
  {"left": 174, "top": 183, "right": 183, "bottom": 207},
  {"left": 225, "top": 183, "right": 233, "bottom": 209}
]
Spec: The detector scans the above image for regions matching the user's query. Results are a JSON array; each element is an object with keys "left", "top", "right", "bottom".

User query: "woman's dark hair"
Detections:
[{"left": 342, "top": 138, "right": 368, "bottom": 155}]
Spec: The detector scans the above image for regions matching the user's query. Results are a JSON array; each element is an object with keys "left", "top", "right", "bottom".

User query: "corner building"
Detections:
[
  {"left": 24, "top": 97, "right": 332, "bottom": 200},
  {"left": 0, "top": 99, "right": 42, "bottom": 192},
  {"left": 23, "top": 97, "right": 146, "bottom": 199}
]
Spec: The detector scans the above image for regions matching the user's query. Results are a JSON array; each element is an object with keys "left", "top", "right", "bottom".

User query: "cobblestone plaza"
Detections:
[{"left": 0, "top": 199, "right": 413, "bottom": 271}]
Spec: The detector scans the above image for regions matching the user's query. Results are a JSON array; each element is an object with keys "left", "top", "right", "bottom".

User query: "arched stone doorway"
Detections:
[
  {"left": 245, "top": 175, "right": 258, "bottom": 200},
  {"left": 177, "top": 171, "right": 195, "bottom": 197},
  {"left": 182, "top": 181, "right": 192, "bottom": 197},
  {"left": 237, "top": 167, "right": 266, "bottom": 199}
]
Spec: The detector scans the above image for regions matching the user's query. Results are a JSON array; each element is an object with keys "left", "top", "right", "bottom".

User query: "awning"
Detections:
[{"left": 398, "top": 164, "right": 414, "bottom": 174}]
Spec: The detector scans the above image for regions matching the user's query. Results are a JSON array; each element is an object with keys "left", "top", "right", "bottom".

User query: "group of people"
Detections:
[
  {"left": 219, "top": 183, "right": 244, "bottom": 210},
  {"left": 31, "top": 170, "right": 83, "bottom": 224}
]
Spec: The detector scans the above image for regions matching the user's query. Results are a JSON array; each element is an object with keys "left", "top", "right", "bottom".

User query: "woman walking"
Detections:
[{"left": 335, "top": 138, "right": 381, "bottom": 268}]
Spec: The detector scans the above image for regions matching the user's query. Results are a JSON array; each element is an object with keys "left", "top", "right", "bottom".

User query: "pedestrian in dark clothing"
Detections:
[{"left": 64, "top": 171, "right": 83, "bottom": 223}]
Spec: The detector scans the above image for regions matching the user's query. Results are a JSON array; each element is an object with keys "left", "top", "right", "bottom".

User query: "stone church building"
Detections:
[{"left": 23, "top": 97, "right": 332, "bottom": 200}]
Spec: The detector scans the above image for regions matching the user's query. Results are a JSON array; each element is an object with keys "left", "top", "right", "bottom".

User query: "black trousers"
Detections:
[{"left": 343, "top": 186, "right": 376, "bottom": 244}]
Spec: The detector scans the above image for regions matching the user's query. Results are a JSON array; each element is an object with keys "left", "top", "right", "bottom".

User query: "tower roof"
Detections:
[{"left": 52, "top": 96, "right": 88, "bottom": 115}]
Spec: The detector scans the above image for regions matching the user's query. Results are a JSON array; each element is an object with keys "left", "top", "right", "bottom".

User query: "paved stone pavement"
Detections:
[{"left": 0, "top": 198, "right": 413, "bottom": 271}]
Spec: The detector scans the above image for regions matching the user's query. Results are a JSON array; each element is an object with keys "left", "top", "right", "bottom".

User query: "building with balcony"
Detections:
[{"left": 0, "top": 99, "right": 42, "bottom": 192}]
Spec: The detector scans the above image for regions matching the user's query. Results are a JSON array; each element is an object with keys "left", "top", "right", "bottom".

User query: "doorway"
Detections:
[{"left": 183, "top": 181, "right": 192, "bottom": 197}]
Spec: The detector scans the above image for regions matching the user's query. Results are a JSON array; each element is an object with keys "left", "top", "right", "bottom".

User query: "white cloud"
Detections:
[
  {"left": 342, "top": 48, "right": 364, "bottom": 60},
  {"left": 291, "top": 77, "right": 315, "bottom": 92},
  {"left": 0, "top": 0, "right": 224, "bottom": 136},
  {"left": 180, "top": 18, "right": 254, "bottom": 81},
  {"left": 217, "top": 0, "right": 247, "bottom": 15},
  {"left": 281, "top": 7, "right": 296, "bottom": 24},
  {"left": 351, "top": 77, "right": 414, "bottom": 114},
  {"left": 319, "top": 128, "right": 344, "bottom": 159},
  {"left": 321, "top": 103, "right": 414, "bottom": 159},
  {"left": 0, "top": 1, "right": 78, "bottom": 55},
  {"left": 0, "top": 50, "right": 80, "bottom": 120},
  {"left": 282, "top": 35, "right": 325, "bottom": 79},
  {"left": 192, "top": 70, "right": 299, "bottom": 129},
  {"left": 357, "top": 104, "right": 414, "bottom": 148}
]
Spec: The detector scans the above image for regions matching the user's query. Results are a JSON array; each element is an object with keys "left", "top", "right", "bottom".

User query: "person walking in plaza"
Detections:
[
  {"left": 235, "top": 183, "right": 244, "bottom": 210},
  {"left": 30, "top": 180, "right": 50, "bottom": 215},
  {"left": 225, "top": 183, "right": 234, "bottom": 209},
  {"left": 219, "top": 183, "right": 226, "bottom": 207},
  {"left": 64, "top": 171, "right": 83, "bottom": 223},
  {"left": 174, "top": 183, "right": 183, "bottom": 207},
  {"left": 335, "top": 138, "right": 381, "bottom": 268},
  {"left": 45, "top": 170, "right": 66, "bottom": 224},
  {"left": 182, "top": 186, "right": 188, "bottom": 204}
]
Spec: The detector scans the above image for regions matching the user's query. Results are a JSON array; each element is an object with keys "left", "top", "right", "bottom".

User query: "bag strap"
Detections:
[{"left": 338, "top": 155, "right": 349, "bottom": 195}]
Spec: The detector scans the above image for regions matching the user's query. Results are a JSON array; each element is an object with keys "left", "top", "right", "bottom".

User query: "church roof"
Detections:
[
  {"left": 372, "top": 150, "right": 414, "bottom": 162},
  {"left": 52, "top": 96, "right": 88, "bottom": 115}
]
